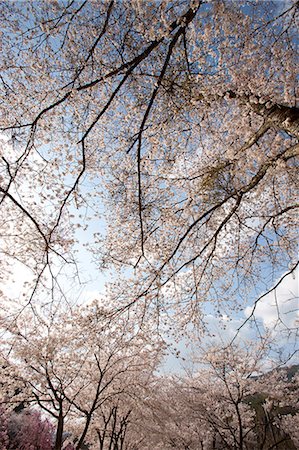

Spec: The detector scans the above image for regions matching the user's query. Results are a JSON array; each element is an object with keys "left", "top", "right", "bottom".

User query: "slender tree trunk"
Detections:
[
  {"left": 76, "top": 413, "right": 93, "bottom": 449},
  {"left": 54, "top": 405, "right": 64, "bottom": 450},
  {"left": 235, "top": 402, "right": 243, "bottom": 450}
]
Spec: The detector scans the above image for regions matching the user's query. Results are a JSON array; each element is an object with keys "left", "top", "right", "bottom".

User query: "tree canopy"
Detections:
[
  {"left": 0, "top": 0, "right": 298, "bottom": 325},
  {"left": 0, "top": 3, "right": 298, "bottom": 447},
  {"left": 0, "top": 0, "right": 298, "bottom": 328}
]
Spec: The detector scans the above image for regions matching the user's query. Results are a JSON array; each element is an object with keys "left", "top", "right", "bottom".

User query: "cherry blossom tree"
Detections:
[
  {"left": 1, "top": 302, "right": 164, "bottom": 449},
  {"left": 0, "top": 3, "right": 298, "bottom": 448},
  {"left": 136, "top": 344, "right": 298, "bottom": 450},
  {"left": 0, "top": 0, "right": 297, "bottom": 330},
  {"left": 7, "top": 409, "right": 54, "bottom": 450},
  {"left": 0, "top": 407, "right": 54, "bottom": 450},
  {"left": 1, "top": 306, "right": 298, "bottom": 449},
  {"left": 93, "top": 398, "right": 144, "bottom": 450}
]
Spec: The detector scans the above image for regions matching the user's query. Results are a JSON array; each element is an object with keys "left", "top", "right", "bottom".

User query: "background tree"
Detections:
[
  {"left": 7, "top": 409, "right": 54, "bottom": 450},
  {"left": 134, "top": 343, "right": 298, "bottom": 450},
  {"left": 1, "top": 302, "right": 164, "bottom": 449},
  {"left": 0, "top": 407, "right": 54, "bottom": 450}
]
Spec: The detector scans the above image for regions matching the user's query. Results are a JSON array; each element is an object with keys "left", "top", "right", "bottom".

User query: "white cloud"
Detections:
[
  {"left": 0, "top": 262, "right": 34, "bottom": 312},
  {"left": 244, "top": 269, "right": 298, "bottom": 330}
]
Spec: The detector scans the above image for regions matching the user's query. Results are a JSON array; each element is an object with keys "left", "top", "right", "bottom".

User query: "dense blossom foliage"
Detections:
[
  {"left": 1, "top": 337, "right": 298, "bottom": 449},
  {"left": 0, "top": 409, "right": 54, "bottom": 450},
  {"left": 0, "top": 1, "right": 298, "bottom": 448},
  {"left": 0, "top": 0, "right": 297, "bottom": 326},
  {"left": 1, "top": 303, "right": 164, "bottom": 449},
  {"left": 137, "top": 346, "right": 299, "bottom": 450}
]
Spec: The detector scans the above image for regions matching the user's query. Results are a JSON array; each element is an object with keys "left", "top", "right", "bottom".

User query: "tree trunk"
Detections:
[
  {"left": 54, "top": 406, "right": 64, "bottom": 450},
  {"left": 76, "top": 413, "right": 93, "bottom": 450},
  {"left": 197, "top": 89, "right": 299, "bottom": 139},
  {"left": 228, "top": 91, "right": 299, "bottom": 139}
]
